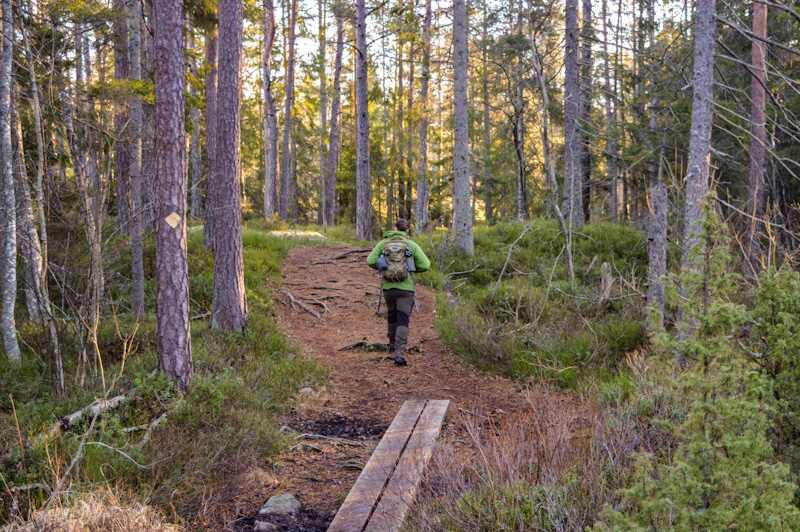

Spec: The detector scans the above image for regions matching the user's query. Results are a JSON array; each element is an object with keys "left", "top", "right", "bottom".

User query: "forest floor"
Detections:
[{"left": 230, "top": 245, "right": 588, "bottom": 531}]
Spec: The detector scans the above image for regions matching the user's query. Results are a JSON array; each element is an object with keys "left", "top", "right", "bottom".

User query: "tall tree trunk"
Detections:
[
  {"left": 11, "top": 87, "right": 43, "bottom": 323},
  {"left": 646, "top": 12, "right": 666, "bottom": 331},
  {"left": 397, "top": 41, "right": 406, "bottom": 222},
  {"left": 318, "top": 0, "right": 327, "bottom": 230},
  {"left": 203, "top": 31, "right": 218, "bottom": 249},
  {"left": 263, "top": 0, "right": 278, "bottom": 218},
  {"left": 326, "top": 11, "right": 343, "bottom": 226},
  {"left": 406, "top": 43, "right": 415, "bottom": 221},
  {"left": 129, "top": 0, "right": 145, "bottom": 318},
  {"left": 602, "top": 0, "right": 618, "bottom": 223},
  {"left": 482, "top": 2, "right": 492, "bottom": 223},
  {"left": 453, "top": 0, "right": 473, "bottom": 254},
  {"left": 680, "top": 0, "right": 716, "bottom": 278},
  {"left": 212, "top": 0, "right": 247, "bottom": 331},
  {"left": 154, "top": 0, "right": 193, "bottom": 389},
  {"left": 114, "top": 0, "right": 131, "bottom": 233},
  {"left": 563, "top": 0, "right": 583, "bottom": 228},
  {"left": 189, "top": 26, "right": 203, "bottom": 219},
  {"left": 355, "top": 0, "right": 373, "bottom": 240},
  {"left": 742, "top": 0, "right": 767, "bottom": 283},
  {"left": 416, "top": 0, "right": 432, "bottom": 233},
  {"left": 532, "top": 38, "right": 575, "bottom": 286},
  {"left": 580, "top": 0, "right": 592, "bottom": 222},
  {"left": 0, "top": 0, "right": 21, "bottom": 362},
  {"left": 514, "top": 0, "right": 527, "bottom": 220},
  {"left": 20, "top": 5, "right": 62, "bottom": 394},
  {"left": 280, "top": 0, "right": 297, "bottom": 220}
]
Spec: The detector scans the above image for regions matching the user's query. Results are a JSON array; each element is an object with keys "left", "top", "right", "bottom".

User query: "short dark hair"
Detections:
[{"left": 395, "top": 219, "right": 410, "bottom": 232}]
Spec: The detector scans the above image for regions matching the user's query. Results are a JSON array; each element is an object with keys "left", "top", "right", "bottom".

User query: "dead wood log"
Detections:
[
  {"left": 280, "top": 289, "right": 322, "bottom": 319},
  {"left": 58, "top": 393, "right": 132, "bottom": 432}
]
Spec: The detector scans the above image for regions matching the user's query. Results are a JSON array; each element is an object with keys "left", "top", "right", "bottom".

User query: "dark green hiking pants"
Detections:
[{"left": 384, "top": 288, "right": 415, "bottom": 351}]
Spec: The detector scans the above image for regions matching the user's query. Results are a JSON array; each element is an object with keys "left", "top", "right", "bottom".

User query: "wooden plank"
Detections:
[
  {"left": 327, "top": 400, "right": 426, "bottom": 532},
  {"left": 364, "top": 400, "right": 450, "bottom": 532}
]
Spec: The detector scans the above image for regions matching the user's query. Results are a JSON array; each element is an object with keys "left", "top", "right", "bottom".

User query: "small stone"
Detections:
[
  {"left": 259, "top": 493, "right": 301, "bottom": 516},
  {"left": 299, "top": 387, "right": 314, "bottom": 394},
  {"left": 254, "top": 521, "right": 277, "bottom": 532}
]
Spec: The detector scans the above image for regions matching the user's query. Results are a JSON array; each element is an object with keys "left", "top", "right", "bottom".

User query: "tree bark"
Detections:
[
  {"left": 645, "top": 10, "right": 666, "bottom": 331},
  {"left": 563, "top": 0, "right": 583, "bottom": 228},
  {"left": 114, "top": 0, "right": 131, "bottom": 233},
  {"left": 602, "top": 0, "right": 618, "bottom": 223},
  {"left": 212, "top": 0, "right": 247, "bottom": 332},
  {"left": 355, "top": 0, "right": 373, "bottom": 240},
  {"left": 482, "top": 3, "right": 492, "bottom": 223},
  {"left": 280, "top": 0, "right": 297, "bottom": 220},
  {"left": 580, "top": 0, "right": 593, "bottom": 222},
  {"left": 453, "top": 0, "right": 473, "bottom": 254},
  {"left": 680, "top": 0, "right": 716, "bottom": 276},
  {"left": 318, "top": 0, "right": 328, "bottom": 230},
  {"left": 742, "top": 0, "right": 767, "bottom": 283},
  {"left": 0, "top": 0, "right": 21, "bottom": 362},
  {"left": 415, "top": 0, "right": 432, "bottom": 232},
  {"left": 326, "top": 10, "right": 343, "bottom": 227},
  {"left": 154, "top": 0, "right": 193, "bottom": 389},
  {"left": 189, "top": 26, "right": 203, "bottom": 219},
  {"left": 128, "top": 0, "right": 145, "bottom": 319},
  {"left": 263, "top": 0, "right": 278, "bottom": 218},
  {"left": 203, "top": 31, "right": 218, "bottom": 249}
]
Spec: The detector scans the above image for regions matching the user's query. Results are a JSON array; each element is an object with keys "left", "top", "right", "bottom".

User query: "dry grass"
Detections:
[
  {"left": 407, "top": 387, "right": 643, "bottom": 531},
  {"left": 3, "top": 490, "right": 183, "bottom": 531}
]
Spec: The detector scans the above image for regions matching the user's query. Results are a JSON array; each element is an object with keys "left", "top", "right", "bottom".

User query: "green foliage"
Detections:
[
  {"left": 424, "top": 220, "right": 648, "bottom": 389},
  {"left": 0, "top": 226, "right": 323, "bottom": 521},
  {"left": 596, "top": 205, "right": 800, "bottom": 531}
]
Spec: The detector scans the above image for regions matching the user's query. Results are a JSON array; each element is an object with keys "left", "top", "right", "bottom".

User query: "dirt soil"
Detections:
[{"left": 231, "top": 246, "right": 581, "bottom": 531}]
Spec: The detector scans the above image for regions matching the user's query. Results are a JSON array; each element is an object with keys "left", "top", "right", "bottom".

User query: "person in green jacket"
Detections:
[{"left": 367, "top": 219, "right": 431, "bottom": 366}]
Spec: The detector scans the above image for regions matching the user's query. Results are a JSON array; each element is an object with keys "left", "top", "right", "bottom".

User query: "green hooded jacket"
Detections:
[{"left": 366, "top": 231, "right": 431, "bottom": 292}]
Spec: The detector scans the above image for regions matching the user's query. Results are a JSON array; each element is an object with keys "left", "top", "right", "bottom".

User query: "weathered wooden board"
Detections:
[
  {"left": 327, "top": 400, "right": 425, "bottom": 532},
  {"left": 327, "top": 399, "right": 449, "bottom": 532},
  {"left": 363, "top": 400, "right": 450, "bottom": 532}
]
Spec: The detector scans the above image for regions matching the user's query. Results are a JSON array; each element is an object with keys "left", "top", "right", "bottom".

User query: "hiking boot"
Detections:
[{"left": 394, "top": 349, "right": 407, "bottom": 366}]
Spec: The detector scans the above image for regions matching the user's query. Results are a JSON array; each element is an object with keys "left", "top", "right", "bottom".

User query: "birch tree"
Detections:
[{"left": 0, "top": 0, "right": 21, "bottom": 362}]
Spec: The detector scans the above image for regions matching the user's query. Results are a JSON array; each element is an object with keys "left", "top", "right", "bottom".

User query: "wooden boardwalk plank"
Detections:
[
  {"left": 327, "top": 400, "right": 426, "bottom": 532},
  {"left": 363, "top": 400, "right": 450, "bottom": 532}
]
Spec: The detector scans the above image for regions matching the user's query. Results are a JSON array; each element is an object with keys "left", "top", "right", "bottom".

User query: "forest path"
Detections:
[{"left": 234, "top": 245, "right": 577, "bottom": 531}]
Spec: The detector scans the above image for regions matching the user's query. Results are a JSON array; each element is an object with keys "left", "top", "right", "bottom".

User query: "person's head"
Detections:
[{"left": 395, "top": 219, "right": 410, "bottom": 232}]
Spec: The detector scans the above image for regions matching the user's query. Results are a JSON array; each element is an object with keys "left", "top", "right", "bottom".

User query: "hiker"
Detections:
[{"left": 367, "top": 219, "right": 431, "bottom": 366}]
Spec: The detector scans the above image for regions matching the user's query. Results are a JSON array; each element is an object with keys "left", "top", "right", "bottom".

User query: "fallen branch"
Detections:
[
  {"left": 339, "top": 341, "right": 391, "bottom": 352},
  {"left": 138, "top": 413, "right": 167, "bottom": 447},
  {"left": 279, "top": 289, "right": 321, "bottom": 319},
  {"left": 447, "top": 264, "right": 482, "bottom": 277},
  {"left": 58, "top": 393, "right": 133, "bottom": 433}
]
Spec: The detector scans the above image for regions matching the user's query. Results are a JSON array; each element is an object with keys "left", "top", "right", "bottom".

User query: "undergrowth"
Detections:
[
  {"left": 1, "top": 222, "right": 325, "bottom": 527},
  {"left": 420, "top": 220, "right": 652, "bottom": 389}
]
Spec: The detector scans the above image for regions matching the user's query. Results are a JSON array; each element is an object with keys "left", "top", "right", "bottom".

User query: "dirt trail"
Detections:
[{"left": 233, "top": 246, "right": 577, "bottom": 531}]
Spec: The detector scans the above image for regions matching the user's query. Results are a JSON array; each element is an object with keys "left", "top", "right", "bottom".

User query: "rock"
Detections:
[
  {"left": 254, "top": 521, "right": 277, "bottom": 532},
  {"left": 259, "top": 493, "right": 301, "bottom": 516},
  {"left": 299, "top": 387, "right": 314, "bottom": 394}
]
